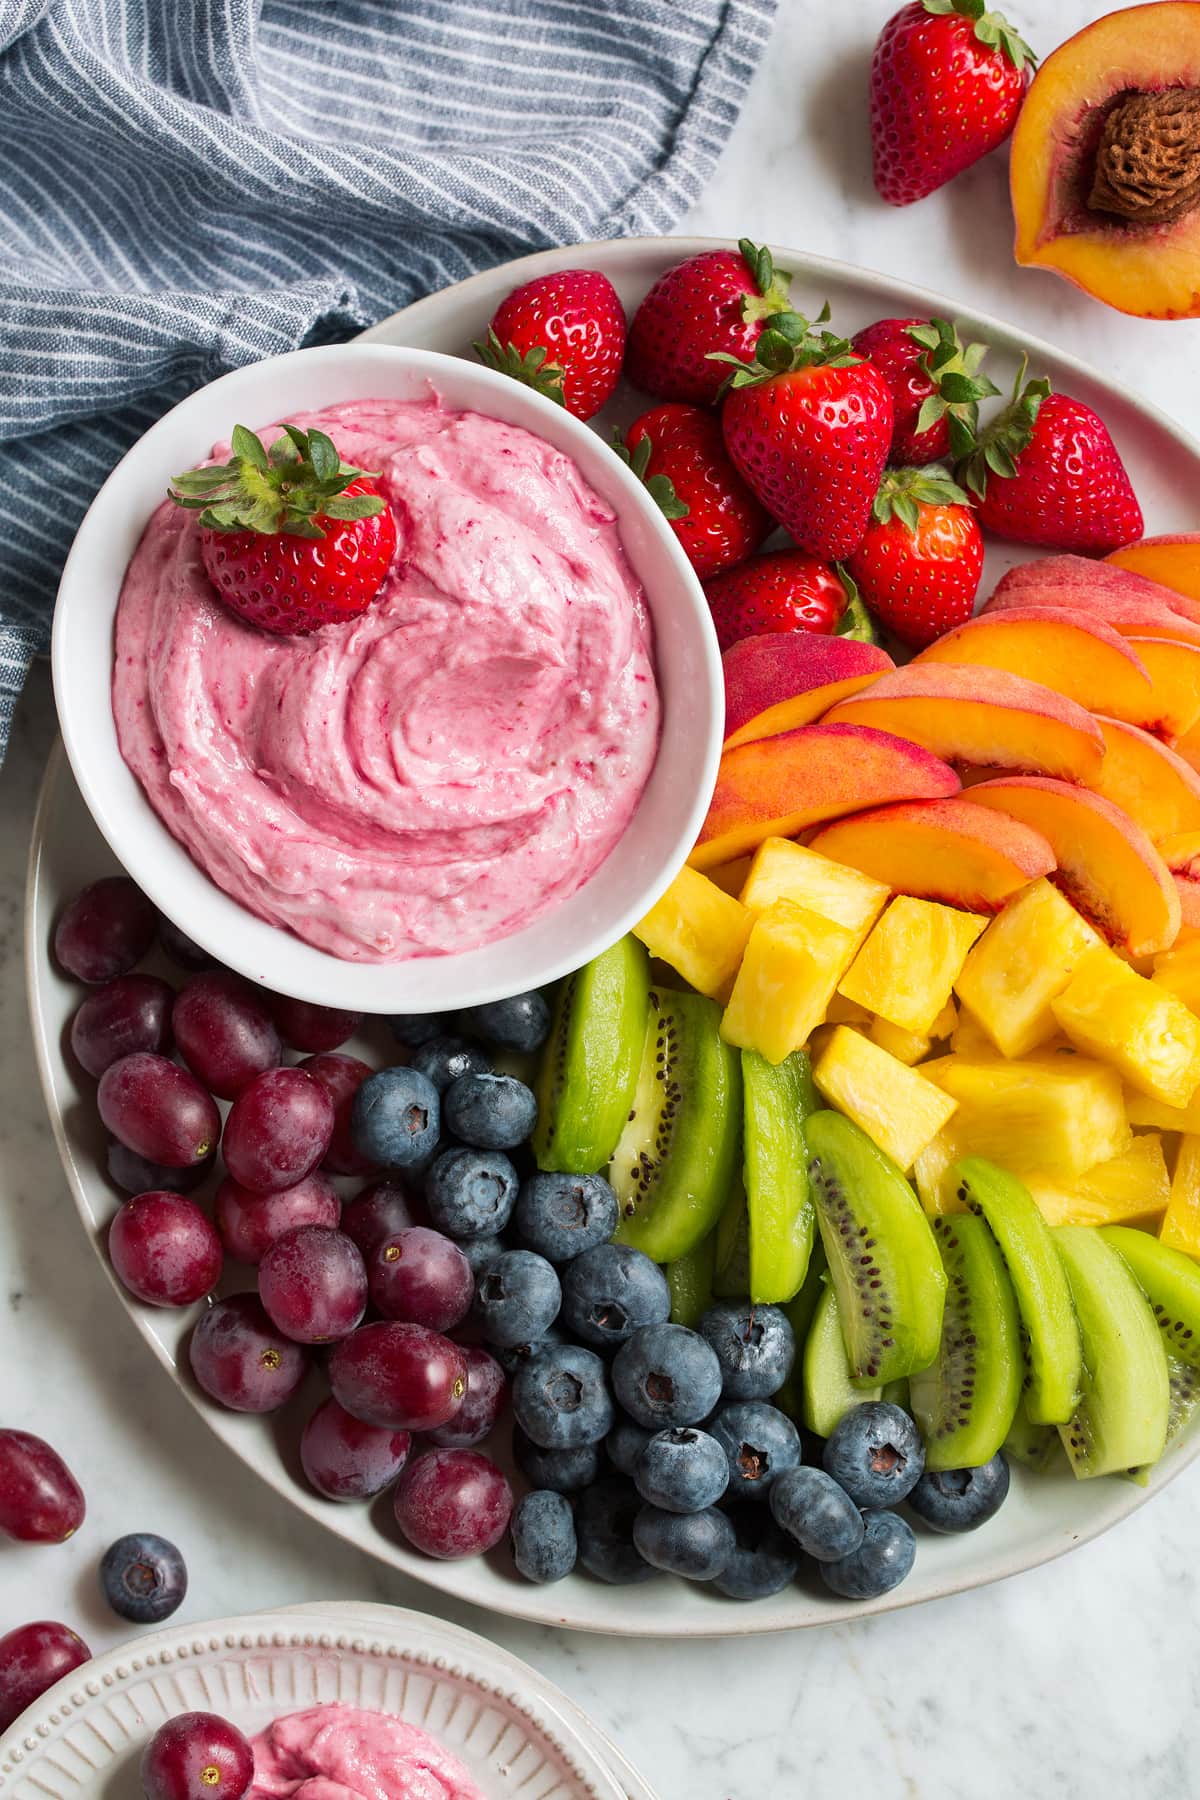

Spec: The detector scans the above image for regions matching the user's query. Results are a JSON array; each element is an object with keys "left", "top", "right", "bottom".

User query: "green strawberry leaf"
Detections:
[
  {"left": 473, "top": 328, "right": 567, "bottom": 406},
  {"left": 609, "top": 425, "right": 691, "bottom": 523},
  {"left": 958, "top": 358, "right": 1051, "bottom": 498},
  {"left": 169, "top": 421, "right": 385, "bottom": 538}
]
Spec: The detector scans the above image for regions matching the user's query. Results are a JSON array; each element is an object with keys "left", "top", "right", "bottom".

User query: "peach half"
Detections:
[
  {"left": 1109, "top": 535, "right": 1200, "bottom": 602},
  {"left": 994, "top": 553, "right": 1200, "bottom": 626},
  {"left": 822, "top": 663, "right": 1105, "bottom": 782},
  {"left": 1011, "top": 4, "right": 1200, "bottom": 318},
  {"left": 1089, "top": 716, "right": 1200, "bottom": 841},
  {"left": 722, "top": 633, "right": 893, "bottom": 750},
  {"left": 688, "top": 724, "right": 959, "bottom": 871},
  {"left": 968, "top": 775, "right": 1182, "bottom": 957},
  {"left": 808, "top": 797, "right": 1055, "bottom": 912}
]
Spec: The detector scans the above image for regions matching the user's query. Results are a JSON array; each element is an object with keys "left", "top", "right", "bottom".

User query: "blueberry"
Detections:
[
  {"left": 560, "top": 1243, "right": 670, "bottom": 1350},
  {"left": 99, "top": 1532, "right": 187, "bottom": 1623},
  {"left": 576, "top": 1478, "right": 655, "bottom": 1584},
  {"left": 474, "top": 1249, "right": 561, "bottom": 1348},
  {"left": 459, "top": 992, "right": 550, "bottom": 1053},
  {"left": 410, "top": 1036, "right": 491, "bottom": 1094},
  {"left": 444, "top": 1073, "right": 537, "bottom": 1150},
  {"left": 699, "top": 1302, "right": 795, "bottom": 1400},
  {"left": 819, "top": 1509, "right": 916, "bottom": 1600},
  {"left": 386, "top": 1013, "right": 449, "bottom": 1047},
  {"left": 713, "top": 1503, "right": 801, "bottom": 1601},
  {"left": 515, "top": 1172, "right": 619, "bottom": 1264},
  {"left": 612, "top": 1323, "right": 723, "bottom": 1429},
  {"left": 424, "top": 1147, "right": 519, "bottom": 1238},
  {"left": 459, "top": 1234, "right": 505, "bottom": 1278},
  {"left": 513, "top": 1426, "right": 602, "bottom": 1493},
  {"left": 512, "top": 1343, "right": 614, "bottom": 1448},
  {"left": 634, "top": 1427, "right": 728, "bottom": 1513},
  {"left": 822, "top": 1402, "right": 925, "bottom": 1509},
  {"left": 493, "top": 1326, "right": 565, "bottom": 1377},
  {"left": 351, "top": 1067, "right": 440, "bottom": 1168},
  {"left": 709, "top": 1401, "right": 802, "bottom": 1502},
  {"left": 605, "top": 1416, "right": 655, "bottom": 1478},
  {"left": 632, "top": 1504, "right": 735, "bottom": 1581},
  {"left": 511, "top": 1490, "right": 577, "bottom": 1584},
  {"left": 907, "top": 1453, "right": 1010, "bottom": 1533},
  {"left": 769, "top": 1465, "right": 865, "bottom": 1562}
]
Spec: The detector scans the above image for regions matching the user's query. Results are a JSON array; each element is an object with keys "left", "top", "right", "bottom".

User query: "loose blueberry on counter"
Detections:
[
  {"left": 157, "top": 914, "right": 213, "bottom": 971},
  {"left": 511, "top": 1489, "right": 577, "bottom": 1584},
  {"left": 512, "top": 1343, "right": 614, "bottom": 1449},
  {"left": 709, "top": 1401, "right": 802, "bottom": 1502},
  {"left": 473, "top": 1248, "right": 561, "bottom": 1347},
  {"left": 386, "top": 1012, "right": 449, "bottom": 1048},
  {"left": 769, "top": 1465, "right": 865, "bottom": 1562},
  {"left": 368, "top": 1226, "right": 473, "bottom": 1332},
  {"left": 632, "top": 1503, "right": 736, "bottom": 1581},
  {"left": 634, "top": 1427, "right": 729, "bottom": 1513},
  {"left": 55, "top": 877, "right": 156, "bottom": 983},
  {"left": 822, "top": 1401, "right": 925, "bottom": 1510},
  {"left": 425, "top": 1147, "right": 519, "bottom": 1238},
  {"left": 410, "top": 1035, "right": 492, "bottom": 1093},
  {"left": 340, "top": 1180, "right": 425, "bottom": 1257},
  {"left": 699, "top": 1301, "right": 796, "bottom": 1401},
  {"left": 605, "top": 1416, "right": 655, "bottom": 1478},
  {"left": 560, "top": 1242, "right": 670, "bottom": 1351},
  {"left": 351, "top": 1067, "right": 440, "bottom": 1170},
  {"left": 106, "top": 1140, "right": 214, "bottom": 1196},
  {"left": 70, "top": 974, "right": 174, "bottom": 1079},
  {"left": 444, "top": 1072, "right": 537, "bottom": 1150},
  {"left": 513, "top": 1425, "right": 603, "bottom": 1493},
  {"left": 300, "top": 1397, "right": 412, "bottom": 1501},
  {"left": 493, "top": 1325, "right": 565, "bottom": 1377},
  {"left": 427, "top": 1347, "right": 507, "bottom": 1449},
  {"left": 0, "top": 1621, "right": 92, "bottom": 1736},
  {"left": 99, "top": 1531, "right": 187, "bottom": 1623},
  {"left": 576, "top": 1478, "right": 656, "bottom": 1585},
  {"left": 141, "top": 1711, "right": 254, "bottom": 1800},
  {"left": 714, "top": 1504, "right": 801, "bottom": 1601},
  {"left": 612, "top": 1323, "right": 723, "bottom": 1430},
  {"left": 459, "top": 991, "right": 550, "bottom": 1053},
  {"left": 907, "top": 1453, "right": 1011, "bottom": 1533},
  {"left": 818, "top": 1509, "right": 917, "bottom": 1600},
  {"left": 515, "top": 1171, "right": 619, "bottom": 1263}
]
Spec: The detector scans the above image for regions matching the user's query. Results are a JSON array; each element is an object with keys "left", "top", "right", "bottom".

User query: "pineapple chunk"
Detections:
[
  {"left": 954, "top": 878, "right": 1102, "bottom": 1058},
  {"left": 634, "top": 865, "right": 754, "bottom": 1002},
  {"left": 924, "top": 1051, "right": 1130, "bottom": 1178},
  {"left": 839, "top": 897, "right": 986, "bottom": 1036},
  {"left": 1125, "top": 1088, "right": 1200, "bottom": 1133},
  {"left": 1023, "top": 1134, "right": 1171, "bottom": 1229},
  {"left": 929, "top": 998, "right": 958, "bottom": 1042},
  {"left": 720, "top": 900, "right": 857, "bottom": 1063},
  {"left": 1161, "top": 1134, "right": 1200, "bottom": 1258},
  {"left": 739, "top": 838, "right": 887, "bottom": 949},
  {"left": 950, "top": 1005, "right": 1001, "bottom": 1059},
  {"left": 706, "top": 856, "right": 754, "bottom": 898},
  {"left": 826, "top": 993, "right": 872, "bottom": 1027},
  {"left": 868, "top": 1016, "right": 931, "bottom": 1065},
  {"left": 912, "top": 1127, "right": 970, "bottom": 1216},
  {"left": 1152, "top": 940, "right": 1200, "bottom": 1015},
  {"left": 1052, "top": 946, "right": 1200, "bottom": 1109},
  {"left": 811, "top": 1025, "right": 958, "bottom": 1171}
]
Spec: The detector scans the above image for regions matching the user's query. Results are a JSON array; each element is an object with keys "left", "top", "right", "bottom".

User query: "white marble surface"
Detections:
[{"left": 5, "top": 3, "right": 1200, "bottom": 1795}]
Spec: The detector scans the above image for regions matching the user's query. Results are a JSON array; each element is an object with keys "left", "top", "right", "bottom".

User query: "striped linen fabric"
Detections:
[{"left": 0, "top": 0, "right": 775, "bottom": 759}]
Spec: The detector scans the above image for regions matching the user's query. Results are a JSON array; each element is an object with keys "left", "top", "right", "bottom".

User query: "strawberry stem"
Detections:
[
  {"left": 708, "top": 301, "right": 862, "bottom": 393},
  {"left": 872, "top": 463, "right": 971, "bottom": 532},
  {"left": 736, "top": 237, "right": 796, "bottom": 326},
  {"left": 610, "top": 427, "right": 690, "bottom": 521},
  {"left": 957, "top": 357, "right": 1052, "bottom": 500},
  {"left": 922, "top": 0, "right": 1037, "bottom": 69},
  {"left": 473, "top": 328, "right": 567, "bottom": 406},
  {"left": 169, "top": 426, "right": 384, "bottom": 538},
  {"left": 908, "top": 318, "right": 1001, "bottom": 461}
]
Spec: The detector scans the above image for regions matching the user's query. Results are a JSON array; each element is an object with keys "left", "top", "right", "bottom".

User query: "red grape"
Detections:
[
  {"left": 257, "top": 1226, "right": 366, "bottom": 1343},
  {"left": 157, "top": 916, "right": 214, "bottom": 970},
  {"left": 0, "top": 1432, "right": 85, "bottom": 1543},
  {"left": 98, "top": 1053, "right": 220, "bottom": 1168},
  {"left": 222, "top": 1067, "right": 333, "bottom": 1193},
  {"left": 0, "top": 1621, "right": 91, "bottom": 1732},
  {"left": 301, "top": 1053, "right": 376, "bottom": 1176},
  {"left": 215, "top": 1173, "right": 340, "bottom": 1266},
  {"left": 329, "top": 1321, "right": 467, "bottom": 1430},
  {"left": 54, "top": 878, "right": 155, "bottom": 983},
  {"left": 189, "top": 1294, "right": 308, "bottom": 1412},
  {"left": 393, "top": 1448, "right": 513, "bottom": 1559},
  {"left": 300, "top": 1397, "right": 412, "bottom": 1501},
  {"left": 428, "top": 1347, "right": 507, "bottom": 1449},
  {"left": 141, "top": 1712, "right": 254, "bottom": 1800},
  {"left": 341, "top": 1180, "right": 425, "bottom": 1256},
  {"left": 107, "top": 1140, "right": 213, "bottom": 1196},
  {"left": 108, "top": 1193, "right": 223, "bottom": 1307},
  {"left": 368, "top": 1227, "right": 473, "bottom": 1331},
  {"left": 70, "top": 975, "right": 173, "bottom": 1079},
  {"left": 271, "top": 997, "right": 363, "bottom": 1054},
  {"left": 173, "top": 972, "right": 282, "bottom": 1099}
]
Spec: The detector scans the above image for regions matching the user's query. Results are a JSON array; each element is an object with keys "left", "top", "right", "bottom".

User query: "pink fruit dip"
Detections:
[
  {"left": 112, "top": 397, "right": 660, "bottom": 962},
  {"left": 249, "top": 1704, "right": 485, "bottom": 1800}
]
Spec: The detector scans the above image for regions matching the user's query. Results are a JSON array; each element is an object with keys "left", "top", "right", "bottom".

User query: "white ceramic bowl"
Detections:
[{"left": 51, "top": 343, "right": 721, "bottom": 1011}]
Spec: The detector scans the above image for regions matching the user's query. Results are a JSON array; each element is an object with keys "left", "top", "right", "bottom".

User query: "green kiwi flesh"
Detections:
[
  {"left": 1101, "top": 1226, "right": 1200, "bottom": 1478},
  {"left": 743, "top": 1048, "right": 816, "bottom": 1305},
  {"left": 910, "top": 1213, "right": 1023, "bottom": 1470},
  {"left": 1003, "top": 1392, "right": 1063, "bottom": 1473},
  {"left": 773, "top": 1240, "right": 828, "bottom": 1423},
  {"left": 802, "top": 1281, "right": 881, "bottom": 1436},
  {"left": 711, "top": 1173, "right": 750, "bottom": 1300},
  {"left": 610, "top": 988, "right": 742, "bottom": 1264},
  {"left": 954, "top": 1157, "right": 1083, "bottom": 1426},
  {"left": 805, "top": 1109, "right": 947, "bottom": 1386},
  {"left": 533, "top": 936, "right": 649, "bottom": 1173},
  {"left": 667, "top": 1231, "right": 717, "bottom": 1329},
  {"left": 1053, "top": 1226, "right": 1170, "bottom": 1479}
]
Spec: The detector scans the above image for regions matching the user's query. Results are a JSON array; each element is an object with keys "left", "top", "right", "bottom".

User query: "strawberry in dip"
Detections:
[
  {"left": 248, "top": 1704, "right": 485, "bottom": 1800},
  {"left": 112, "top": 398, "right": 660, "bottom": 962}
]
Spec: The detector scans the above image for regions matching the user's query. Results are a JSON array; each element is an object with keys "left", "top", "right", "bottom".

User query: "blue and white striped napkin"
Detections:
[{"left": 0, "top": 0, "right": 775, "bottom": 758}]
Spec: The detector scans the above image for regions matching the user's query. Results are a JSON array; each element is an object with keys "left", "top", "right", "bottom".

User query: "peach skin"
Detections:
[
  {"left": 984, "top": 580, "right": 1200, "bottom": 648},
  {"left": 1109, "top": 536, "right": 1200, "bottom": 603},
  {"left": 722, "top": 633, "right": 893, "bottom": 750},
  {"left": 808, "top": 797, "right": 1055, "bottom": 912},
  {"left": 993, "top": 553, "right": 1200, "bottom": 626},
  {"left": 1090, "top": 716, "right": 1200, "bottom": 842}
]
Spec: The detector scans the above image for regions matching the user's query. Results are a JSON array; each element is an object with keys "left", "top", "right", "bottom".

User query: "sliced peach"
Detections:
[
  {"left": 1158, "top": 830, "right": 1200, "bottom": 878},
  {"left": 968, "top": 775, "right": 1181, "bottom": 957},
  {"left": 822, "top": 663, "right": 1105, "bottom": 782},
  {"left": 1090, "top": 717, "right": 1200, "bottom": 841},
  {"left": 1174, "top": 719, "right": 1200, "bottom": 775},
  {"left": 808, "top": 797, "right": 1055, "bottom": 912},
  {"left": 1109, "top": 535, "right": 1200, "bottom": 603},
  {"left": 985, "top": 579, "right": 1200, "bottom": 649},
  {"left": 722, "top": 634, "right": 893, "bottom": 750},
  {"left": 1177, "top": 874, "right": 1200, "bottom": 928},
  {"left": 1124, "top": 637, "right": 1200, "bottom": 738},
  {"left": 689, "top": 724, "right": 960, "bottom": 872},
  {"left": 993, "top": 553, "right": 1200, "bottom": 626}
]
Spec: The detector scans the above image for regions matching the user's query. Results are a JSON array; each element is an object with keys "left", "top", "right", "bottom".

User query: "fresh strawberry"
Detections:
[
  {"left": 846, "top": 465, "right": 983, "bottom": 648},
  {"left": 959, "top": 365, "right": 1144, "bottom": 552},
  {"left": 168, "top": 424, "right": 397, "bottom": 636},
  {"left": 850, "top": 315, "right": 999, "bottom": 465},
  {"left": 870, "top": 0, "right": 1035, "bottom": 206},
  {"left": 716, "top": 309, "right": 894, "bottom": 561},
  {"left": 475, "top": 270, "right": 626, "bottom": 420},
  {"left": 703, "top": 550, "right": 847, "bottom": 653},
  {"left": 625, "top": 239, "right": 794, "bottom": 407},
  {"left": 614, "top": 404, "right": 770, "bottom": 581}
]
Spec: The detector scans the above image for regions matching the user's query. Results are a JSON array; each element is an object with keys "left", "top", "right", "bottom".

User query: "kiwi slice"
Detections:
[
  {"left": 1003, "top": 1392, "right": 1063, "bottom": 1473},
  {"left": 743, "top": 1049, "right": 816, "bottom": 1306},
  {"left": 773, "top": 1240, "right": 828, "bottom": 1423},
  {"left": 1100, "top": 1227, "right": 1200, "bottom": 1478},
  {"left": 667, "top": 1231, "right": 717, "bottom": 1329},
  {"left": 880, "top": 1378, "right": 910, "bottom": 1412},
  {"left": 802, "top": 1281, "right": 882, "bottom": 1436},
  {"left": 805, "top": 1110, "right": 947, "bottom": 1386},
  {"left": 1052, "top": 1226, "right": 1170, "bottom": 1479},
  {"left": 610, "top": 988, "right": 742, "bottom": 1264},
  {"left": 712, "top": 1176, "right": 751, "bottom": 1300},
  {"left": 910, "top": 1213, "right": 1023, "bottom": 1471},
  {"left": 953, "top": 1157, "right": 1082, "bottom": 1426},
  {"left": 533, "top": 936, "right": 650, "bottom": 1174}
]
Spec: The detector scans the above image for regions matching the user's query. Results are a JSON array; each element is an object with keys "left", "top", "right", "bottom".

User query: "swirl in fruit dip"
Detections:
[
  {"left": 248, "top": 1705, "right": 485, "bottom": 1800},
  {"left": 112, "top": 398, "right": 660, "bottom": 962}
]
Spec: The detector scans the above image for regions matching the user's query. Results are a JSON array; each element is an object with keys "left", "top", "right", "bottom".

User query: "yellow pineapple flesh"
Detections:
[
  {"left": 825, "top": 992, "right": 872, "bottom": 1027},
  {"left": 811, "top": 1025, "right": 958, "bottom": 1171},
  {"left": 633, "top": 865, "right": 754, "bottom": 1002},
  {"left": 924, "top": 1050, "right": 1130, "bottom": 1177},
  {"left": 1161, "top": 1133, "right": 1200, "bottom": 1258},
  {"left": 1152, "top": 938, "right": 1200, "bottom": 1015},
  {"left": 705, "top": 856, "right": 753, "bottom": 898},
  {"left": 912, "top": 1126, "right": 970, "bottom": 1216},
  {"left": 1023, "top": 1133, "right": 1170, "bottom": 1228},
  {"left": 949, "top": 1005, "right": 1002, "bottom": 1059},
  {"left": 1125, "top": 1088, "right": 1200, "bottom": 1133},
  {"left": 929, "top": 998, "right": 958, "bottom": 1042},
  {"left": 739, "top": 837, "right": 888, "bottom": 949},
  {"left": 953, "top": 877, "right": 1103, "bottom": 1059},
  {"left": 868, "top": 1016, "right": 932, "bottom": 1065},
  {"left": 838, "top": 896, "right": 986, "bottom": 1036},
  {"left": 1051, "top": 945, "right": 1200, "bottom": 1109},
  {"left": 720, "top": 900, "right": 857, "bottom": 1064}
]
